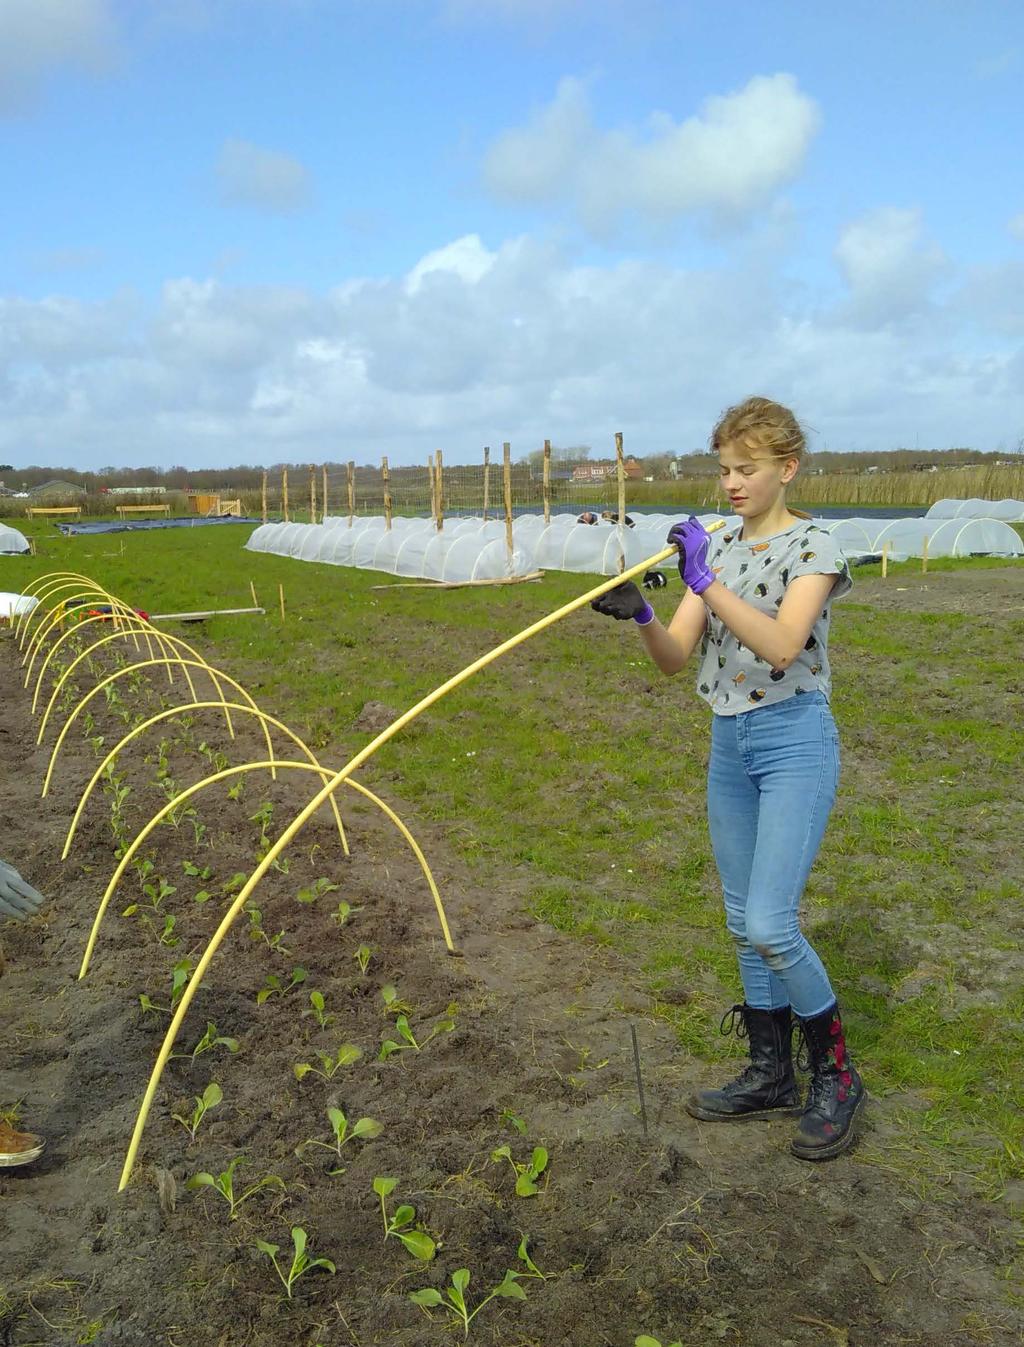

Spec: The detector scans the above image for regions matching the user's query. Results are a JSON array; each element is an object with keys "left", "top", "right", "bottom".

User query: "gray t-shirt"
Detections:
[{"left": 696, "top": 519, "right": 852, "bottom": 716}]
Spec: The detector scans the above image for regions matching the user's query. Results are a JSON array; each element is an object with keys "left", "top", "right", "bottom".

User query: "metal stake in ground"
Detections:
[{"left": 631, "top": 1023, "right": 649, "bottom": 1138}]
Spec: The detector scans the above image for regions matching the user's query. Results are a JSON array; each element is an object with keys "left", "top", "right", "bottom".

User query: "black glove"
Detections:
[{"left": 590, "top": 580, "right": 648, "bottom": 621}]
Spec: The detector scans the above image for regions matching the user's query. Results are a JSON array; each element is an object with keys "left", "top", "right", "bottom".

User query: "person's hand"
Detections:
[
  {"left": 0, "top": 858, "right": 45, "bottom": 922},
  {"left": 590, "top": 580, "right": 651, "bottom": 622},
  {"left": 667, "top": 517, "right": 715, "bottom": 595}
]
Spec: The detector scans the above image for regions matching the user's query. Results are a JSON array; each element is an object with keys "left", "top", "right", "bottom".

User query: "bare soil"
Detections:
[
  {"left": 0, "top": 619, "right": 1020, "bottom": 1347},
  {"left": 846, "top": 565, "right": 1024, "bottom": 614}
]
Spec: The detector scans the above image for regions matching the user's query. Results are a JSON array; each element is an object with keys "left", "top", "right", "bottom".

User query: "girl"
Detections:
[{"left": 592, "top": 396, "right": 863, "bottom": 1160}]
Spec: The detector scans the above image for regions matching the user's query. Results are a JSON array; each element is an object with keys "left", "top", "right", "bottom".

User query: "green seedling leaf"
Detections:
[
  {"left": 354, "top": 944, "right": 372, "bottom": 975},
  {"left": 409, "top": 1288, "right": 444, "bottom": 1308},
  {"left": 501, "top": 1110, "right": 527, "bottom": 1135},
  {"left": 397, "top": 1230, "right": 436, "bottom": 1261},
  {"left": 493, "top": 1271, "right": 527, "bottom": 1301},
  {"left": 193, "top": 889, "right": 212, "bottom": 904},
  {"left": 351, "top": 1117, "right": 383, "bottom": 1140},
  {"left": 517, "top": 1236, "right": 546, "bottom": 1280},
  {"left": 515, "top": 1173, "right": 539, "bottom": 1197},
  {"left": 373, "top": 1176, "right": 397, "bottom": 1198}
]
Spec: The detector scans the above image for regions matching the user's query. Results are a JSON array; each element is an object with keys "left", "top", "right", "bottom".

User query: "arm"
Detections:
[
  {"left": 0, "top": 858, "right": 45, "bottom": 922},
  {"left": 701, "top": 573, "right": 838, "bottom": 670},
  {"left": 637, "top": 586, "right": 709, "bottom": 676}
]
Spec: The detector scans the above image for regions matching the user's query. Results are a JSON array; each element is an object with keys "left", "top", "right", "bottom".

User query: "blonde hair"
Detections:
[{"left": 711, "top": 396, "right": 812, "bottom": 519}]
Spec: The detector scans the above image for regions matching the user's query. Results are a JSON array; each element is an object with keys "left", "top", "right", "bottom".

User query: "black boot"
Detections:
[
  {"left": 791, "top": 1002, "right": 865, "bottom": 1160},
  {"left": 685, "top": 1004, "right": 802, "bottom": 1121}
]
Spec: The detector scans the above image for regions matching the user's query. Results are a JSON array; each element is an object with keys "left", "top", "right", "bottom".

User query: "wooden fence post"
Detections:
[
  {"left": 881, "top": 541, "right": 890, "bottom": 579},
  {"left": 543, "top": 438, "right": 551, "bottom": 526},
  {"left": 309, "top": 464, "right": 316, "bottom": 523},
  {"left": 261, "top": 471, "right": 268, "bottom": 525},
  {"left": 482, "top": 446, "right": 490, "bottom": 522},
  {"left": 347, "top": 461, "right": 355, "bottom": 527},
  {"left": 435, "top": 449, "right": 444, "bottom": 531},
  {"left": 382, "top": 456, "right": 392, "bottom": 530},
  {"left": 282, "top": 468, "right": 289, "bottom": 523},
  {"left": 922, "top": 535, "right": 929, "bottom": 573},
  {"left": 503, "top": 441, "right": 513, "bottom": 570},
  {"left": 322, "top": 465, "right": 328, "bottom": 522}
]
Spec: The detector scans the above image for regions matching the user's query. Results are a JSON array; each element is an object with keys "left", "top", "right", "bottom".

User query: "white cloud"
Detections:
[
  {"left": 2, "top": 229, "right": 1021, "bottom": 468},
  {"left": 405, "top": 235, "right": 497, "bottom": 295},
  {"left": 833, "top": 207, "right": 949, "bottom": 326},
  {"left": 483, "top": 73, "right": 820, "bottom": 235},
  {"left": 0, "top": 0, "right": 117, "bottom": 113},
  {"left": 215, "top": 138, "right": 312, "bottom": 212}
]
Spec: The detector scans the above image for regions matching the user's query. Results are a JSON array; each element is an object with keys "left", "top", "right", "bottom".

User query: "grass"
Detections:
[{"left": 3, "top": 517, "right": 1023, "bottom": 1201}]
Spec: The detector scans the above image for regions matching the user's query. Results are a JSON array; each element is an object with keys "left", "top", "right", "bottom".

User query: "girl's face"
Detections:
[{"left": 717, "top": 440, "right": 798, "bottom": 518}]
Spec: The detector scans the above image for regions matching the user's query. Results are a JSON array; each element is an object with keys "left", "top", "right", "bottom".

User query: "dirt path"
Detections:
[{"left": 0, "top": 635, "right": 1020, "bottom": 1347}]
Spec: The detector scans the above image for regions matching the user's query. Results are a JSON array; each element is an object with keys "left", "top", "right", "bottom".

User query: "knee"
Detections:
[{"left": 746, "top": 915, "right": 794, "bottom": 966}]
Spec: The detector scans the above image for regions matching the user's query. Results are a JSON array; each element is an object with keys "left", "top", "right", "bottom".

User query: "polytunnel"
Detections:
[
  {"left": 0, "top": 523, "right": 29, "bottom": 554},
  {"left": 926, "top": 497, "right": 1024, "bottom": 522},
  {"left": 249, "top": 512, "right": 723, "bottom": 579},
  {"left": 872, "top": 516, "right": 1024, "bottom": 561},
  {"left": 815, "top": 518, "right": 877, "bottom": 560}
]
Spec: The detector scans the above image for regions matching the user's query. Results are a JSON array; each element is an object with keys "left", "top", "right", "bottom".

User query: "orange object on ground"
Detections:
[{"left": 0, "top": 1120, "right": 45, "bottom": 1167}]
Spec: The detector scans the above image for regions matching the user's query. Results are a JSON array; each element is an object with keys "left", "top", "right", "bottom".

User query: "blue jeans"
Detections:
[{"left": 707, "top": 691, "right": 839, "bottom": 1018}]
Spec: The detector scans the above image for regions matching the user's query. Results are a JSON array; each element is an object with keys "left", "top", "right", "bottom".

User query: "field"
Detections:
[{"left": 1, "top": 520, "right": 1022, "bottom": 1347}]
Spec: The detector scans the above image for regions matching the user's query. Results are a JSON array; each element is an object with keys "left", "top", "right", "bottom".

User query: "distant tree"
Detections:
[{"left": 0, "top": 464, "right": 12, "bottom": 473}]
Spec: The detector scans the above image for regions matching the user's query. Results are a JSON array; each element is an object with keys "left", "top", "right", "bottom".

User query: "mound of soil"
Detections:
[{"left": 0, "top": 636, "right": 1019, "bottom": 1347}]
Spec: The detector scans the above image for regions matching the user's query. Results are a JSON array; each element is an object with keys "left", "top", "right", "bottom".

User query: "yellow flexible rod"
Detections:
[
  {"left": 118, "top": 536, "right": 716, "bottom": 1190},
  {"left": 80, "top": 760, "right": 452, "bottom": 979}
]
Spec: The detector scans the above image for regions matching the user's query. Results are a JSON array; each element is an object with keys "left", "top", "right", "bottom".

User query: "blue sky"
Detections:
[{"left": 2, "top": 0, "right": 1023, "bottom": 469}]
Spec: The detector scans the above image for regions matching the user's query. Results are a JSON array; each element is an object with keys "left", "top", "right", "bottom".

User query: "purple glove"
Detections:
[{"left": 667, "top": 517, "right": 715, "bottom": 595}]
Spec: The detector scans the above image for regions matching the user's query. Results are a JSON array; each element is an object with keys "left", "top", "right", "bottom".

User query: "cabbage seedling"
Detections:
[
  {"left": 255, "top": 1227, "right": 335, "bottom": 1300},
  {"left": 293, "top": 1042, "right": 362, "bottom": 1082},
  {"left": 299, "top": 1106, "right": 382, "bottom": 1173},
  {"left": 354, "top": 944, "right": 372, "bottom": 976},
  {"left": 380, "top": 1007, "right": 457, "bottom": 1060},
  {"left": 330, "top": 900, "right": 359, "bottom": 926},
  {"left": 409, "top": 1267, "right": 526, "bottom": 1337},
  {"left": 171, "top": 1021, "right": 239, "bottom": 1062},
  {"left": 635, "top": 1338, "right": 683, "bottom": 1347},
  {"left": 301, "top": 989, "right": 333, "bottom": 1030},
  {"left": 256, "top": 966, "right": 307, "bottom": 1006},
  {"left": 491, "top": 1145, "right": 548, "bottom": 1198},
  {"left": 516, "top": 1236, "right": 546, "bottom": 1281},
  {"left": 296, "top": 876, "right": 339, "bottom": 905},
  {"left": 139, "top": 958, "right": 193, "bottom": 1016},
  {"left": 380, "top": 984, "right": 412, "bottom": 1016},
  {"left": 186, "top": 1156, "right": 286, "bottom": 1219},
  {"left": 373, "top": 1178, "right": 436, "bottom": 1260},
  {"left": 172, "top": 1081, "right": 222, "bottom": 1142}
]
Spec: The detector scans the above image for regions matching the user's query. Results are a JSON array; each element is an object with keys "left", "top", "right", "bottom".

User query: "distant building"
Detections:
[
  {"left": 571, "top": 458, "right": 643, "bottom": 482},
  {"left": 29, "top": 480, "right": 87, "bottom": 501}
]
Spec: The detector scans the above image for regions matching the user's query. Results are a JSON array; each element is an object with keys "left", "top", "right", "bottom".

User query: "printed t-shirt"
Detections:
[{"left": 695, "top": 519, "right": 852, "bottom": 716}]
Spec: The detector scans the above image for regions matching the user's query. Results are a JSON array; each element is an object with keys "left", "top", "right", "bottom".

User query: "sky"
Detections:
[{"left": 1, "top": 0, "right": 1023, "bottom": 471}]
